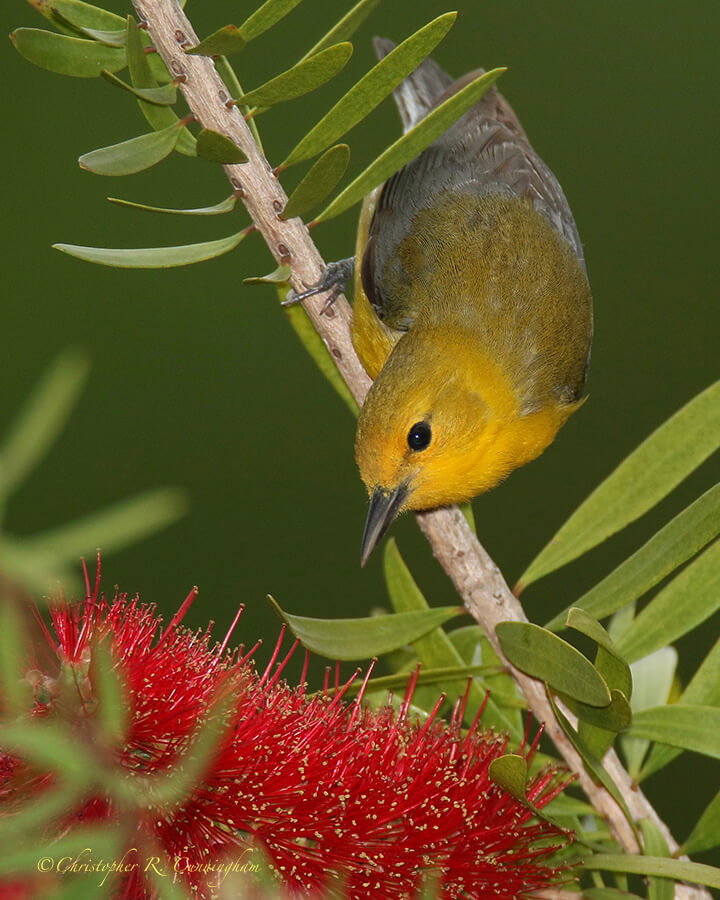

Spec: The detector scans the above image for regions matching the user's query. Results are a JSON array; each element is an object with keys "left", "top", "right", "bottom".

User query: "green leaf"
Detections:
[
  {"left": 547, "top": 692, "right": 639, "bottom": 842},
  {"left": 449, "top": 625, "right": 525, "bottom": 718},
  {"left": 628, "top": 706, "right": 720, "bottom": 759},
  {"left": 270, "top": 596, "right": 463, "bottom": 660},
  {"left": 101, "top": 69, "right": 178, "bottom": 104},
  {"left": 683, "top": 788, "right": 720, "bottom": 855},
  {"left": 314, "top": 67, "right": 505, "bottom": 222},
  {"left": 520, "top": 380, "right": 720, "bottom": 589},
  {"left": 302, "top": 0, "right": 380, "bottom": 59},
  {"left": 283, "top": 12, "right": 458, "bottom": 167},
  {"left": 496, "top": 622, "right": 611, "bottom": 707},
  {"left": 563, "top": 689, "right": 632, "bottom": 732},
  {"left": 642, "top": 637, "right": 720, "bottom": 778},
  {"left": 282, "top": 144, "right": 350, "bottom": 220},
  {"left": 583, "top": 890, "right": 644, "bottom": 900},
  {"left": 571, "top": 612, "right": 632, "bottom": 759},
  {"left": 281, "top": 297, "right": 359, "bottom": 416},
  {"left": 240, "top": 43, "right": 353, "bottom": 109},
  {"left": 196, "top": 128, "right": 248, "bottom": 164},
  {"left": 54, "top": 230, "right": 248, "bottom": 268},
  {"left": 0, "top": 351, "right": 88, "bottom": 498},
  {"left": 0, "top": 826, "right": 121, "bottom": 878},
  {"left": 126, "top": 16, "right": 196, "bottom": 156},
  {"left": 547, "top": 485, "right": 720, "bottom": 631},
  {"left": 0, "top": 721, "right": 102, "bottom": 783},
  {"left": 79, "top": 121, "right": 183, "bottom": 176},
  {"left": 384, "top": 540, "right": 520, "bottom": 736},
  {"left": 93, "top": 640, "right": 128, "bottom": 744},
  {"left": 459, "top": 501, "right": 477, "bottom": 534},
  {"left": 640, "top": 820, "right": 673, "bottom": 900},
  {"left": 239, "top": 0, "right": 304, "bottom": 43},
  {"left": 614, "top": 540, "right": 720, "bottom": 663},
  {"left": 49, "top": 8, "right": 127, "bottom": 46},
  {"left": 10, "top": 28, "right": 126, "bottom": 77},
  {"left": 46, "top": 0, "right": 126, "bottom": 31},
  {"left": 186, "top": 25, "right": 246, "bottom": 57},
  {"left": 582, "top": 854, "right": 720, "bottom": 890},
  {"left": 245, "top": 264, "right": 292, "bottom": 285},
  {"left": 488, "top": 754, "right": 529, "bottom": 802},
  {"left": 565, "top": 607, "right": 621, "bottom": 655},
  {"left": 621, "top": 647, "right": 677, "bottom": 777},
  {"left": 10, "top": 488, "right": 186, "bottom": 571},
  {"left": 107, "top": 194, "right": 238, "bottom": 216},
  {"left": 0, "top": 605, "right": 29, "bottom": 717}
]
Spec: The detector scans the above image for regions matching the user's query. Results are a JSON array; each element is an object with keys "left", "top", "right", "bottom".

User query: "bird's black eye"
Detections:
[{"left": 407, "top": 421, "right": 432, "bottom": 452}]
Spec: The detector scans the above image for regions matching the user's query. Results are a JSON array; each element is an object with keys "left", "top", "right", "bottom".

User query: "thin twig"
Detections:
[{"left": 131, "top": 3, "right": 709, "bottom": 896}]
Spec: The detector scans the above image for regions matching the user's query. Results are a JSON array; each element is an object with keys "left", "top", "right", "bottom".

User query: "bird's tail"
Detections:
[{"left": 373, "top": 37, "right": 453, "bottom": 133}]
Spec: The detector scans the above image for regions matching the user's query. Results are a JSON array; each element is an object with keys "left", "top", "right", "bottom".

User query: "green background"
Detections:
[{"left": 3, "top": 0, "right": 718, "bottom": 857}]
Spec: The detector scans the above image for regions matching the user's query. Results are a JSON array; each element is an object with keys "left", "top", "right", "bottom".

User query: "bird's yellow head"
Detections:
[{"left": 355, "top": 325, "right": 572, "bottom": 564}]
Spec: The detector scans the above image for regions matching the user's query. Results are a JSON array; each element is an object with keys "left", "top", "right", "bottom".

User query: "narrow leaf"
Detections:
[
  {"left": 314, "top": 68, "right": 505, "bottom": 222},
  {"left": 303, "top": 0, "right": 381, "bottom": 59},
  {"left": 240, "top": 43, "right": 353, "bottom": 108},
  {"left": 0, "top": 351, "right": 88, "bottom": 498},
  {"left": 0, "top": 721, "right": 102, "bottom": 783},
  {"left": 621, "top": 647, "right": 677, "bottom": 777},
  {"left": 384, "top": 540, "right": 520, "bottom": 736},
  {"left": 186, "top": 25, "right": 246, "bottom": 57},
  {"left": 19, "top": 489, "right": 187, "bottom": 566},
  {"left": 683, "top": 788, "right": 720, "bottom": 855},
  {"left": 245, "top": 264, "right": 292, "bottom": 285},
  {"left": 547, "top": 485, "right": 720, "bottom": 630},
  {"left": 488, "top": 754, "right": 528, "bottom": 802},
  {"left": 281, "top": 296, "right": 359, "bottom": 416},
  {"left": 496, "top": 622, "right": 611, "bottom": 707},
  {"left": 582, "top": 855, "right": 720, "bottom": 890},
  {"left": 615, "top": 540, "right": 720, "bottom": 663},
  {"left": 93, "top": 640, "right": 128, "bottom": 743},
  {"left": 270, "top": 597, "right": 463, "bottom": 660},
  {"left": 282, "top": 144, "right": 350, "bottom": 220},
  {"left": 196, "top": 128, "right": 247, "bottom": 164},
  {"left": 548, "top": 692, "right": 639, "bottom": 841},
  {"left": 54, "top": 230, "right": 248, "bottom": 268},
  {"left": 47, "top": 0, "right": 125, "bottom": 31},
  {"left": 583, "top": 889, "right": 644, "bottom": 900},
  {"left": 520, "top": 380, "right": 720, "bottom": 588},
  {"left": 49, "top": 8, "right": 126, "bottom": 46},
  {"left": 107, "top": 194, "right": 238, "bottom": 216},
  {"left": 10, "top": 28, "right": 125, "bottom": 77},
  {"left": 126, "top": 16, "right": 196, "bottom": 156},
  {"left": 642, "top": 638, "right": 720, "bottom": 778},
  {"left": 239, "top": 0, "right": 304, "bottom": 43},
  {"left": 283, "top": 12, "right": 458, "bottom": 167},
  {"left": 629, "top": 706, "right": 720, "bottom": 759},
  {"left": 79, "top": 121, "right": 182, "bottom": 176},
  {"left": 101, "top": 69, "right": 178, "bottom": 105},
  {"left": 640, "top": 820, "right": 674, "bottom": 900},
  {"left": 563, "top": 689, "right": 632, "bottom": 732}
]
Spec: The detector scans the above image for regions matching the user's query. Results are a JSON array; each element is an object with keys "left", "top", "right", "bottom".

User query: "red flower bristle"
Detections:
[{"left": 1, "top": 582, "right": 574, "bottom": 900}]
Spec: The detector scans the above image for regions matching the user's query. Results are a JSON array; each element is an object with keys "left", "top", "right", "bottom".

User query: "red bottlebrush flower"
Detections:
[{"left": 0, "top": 563, "right": 573, "bottom": 900}]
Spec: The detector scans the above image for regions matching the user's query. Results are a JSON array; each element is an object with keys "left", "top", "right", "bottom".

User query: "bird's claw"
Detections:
[{"left": 282, "top": 258, "right": 355, "bottom": 313}]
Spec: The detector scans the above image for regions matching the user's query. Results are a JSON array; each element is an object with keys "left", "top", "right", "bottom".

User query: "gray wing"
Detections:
[{"left": 362, "top": 41, "right": 586, "bottom": 322}]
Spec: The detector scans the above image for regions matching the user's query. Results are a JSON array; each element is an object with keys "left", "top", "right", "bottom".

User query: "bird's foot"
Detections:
[{"left": 282, "top": 258, "right": 355, "bottom": 314}]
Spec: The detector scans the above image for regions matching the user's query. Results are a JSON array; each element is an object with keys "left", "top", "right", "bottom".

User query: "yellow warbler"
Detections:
[{"left": 353, "top": 42, "right": 592, "bottom": 563}]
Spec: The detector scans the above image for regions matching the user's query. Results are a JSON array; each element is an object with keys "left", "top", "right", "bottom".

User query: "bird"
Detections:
[{"left": 291, "top": 41, "right": 593, "bottom": 565}]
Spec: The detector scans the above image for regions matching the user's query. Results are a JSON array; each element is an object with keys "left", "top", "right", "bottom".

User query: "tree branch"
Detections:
[{"left": 131, "top": 2, "right": 708, "bottom": 895}]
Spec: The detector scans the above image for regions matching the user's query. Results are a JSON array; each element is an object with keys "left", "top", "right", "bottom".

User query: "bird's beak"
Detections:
[{"left": 360, "top": 483, "right": 408, "bottom": 567}]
